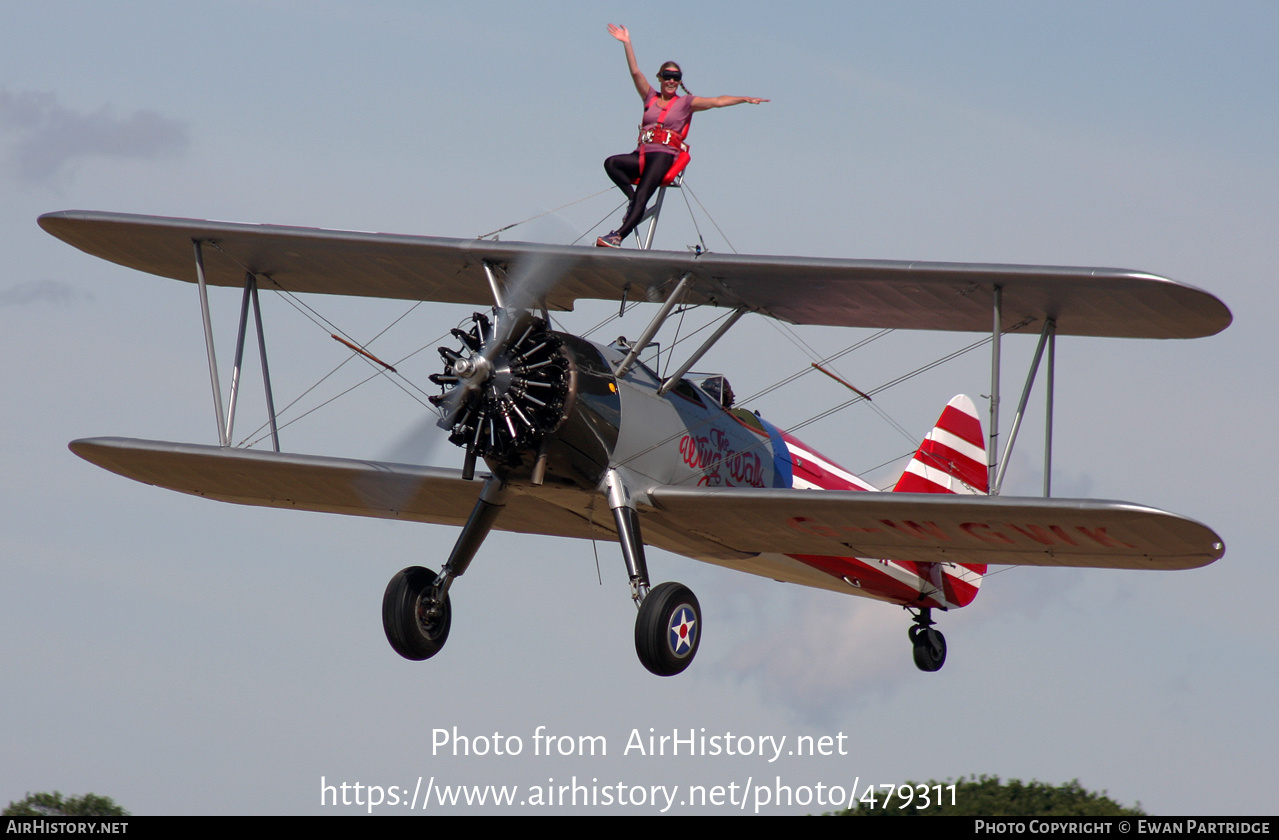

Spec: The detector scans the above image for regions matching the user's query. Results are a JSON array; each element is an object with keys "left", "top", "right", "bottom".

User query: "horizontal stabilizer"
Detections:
[{"left": 649, "top": 486, "right": 1224, "bottom": 571}]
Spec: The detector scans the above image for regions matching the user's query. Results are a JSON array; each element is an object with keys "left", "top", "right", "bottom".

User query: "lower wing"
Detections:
[
  {"left": 71, "top": 438, "right": 1223, "bottom": 572},
  {"left": 648, "top": 486, "right": 1224, "bottom": 571}
]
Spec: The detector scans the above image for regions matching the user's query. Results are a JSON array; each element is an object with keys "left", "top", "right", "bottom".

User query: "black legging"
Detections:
[{"left": 603, "top": 152, "right": 674, "bottom": 238}]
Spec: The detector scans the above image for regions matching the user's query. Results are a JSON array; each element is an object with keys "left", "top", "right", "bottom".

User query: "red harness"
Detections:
[{"left": 636, "top": 93, "right": 691, "bottom": 186}]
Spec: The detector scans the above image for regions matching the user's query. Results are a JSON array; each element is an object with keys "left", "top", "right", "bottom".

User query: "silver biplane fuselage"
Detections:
[{"left": 524, "top": 336, "right": 781, "bottom": 493}]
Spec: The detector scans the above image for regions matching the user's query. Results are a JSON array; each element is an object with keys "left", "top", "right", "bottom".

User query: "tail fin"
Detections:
[
  {"left": 894, "top": 395, "right": 988, "bottom": 608},
  {"left": 894, "top": 395, "right": 988, "bottom": 495}
]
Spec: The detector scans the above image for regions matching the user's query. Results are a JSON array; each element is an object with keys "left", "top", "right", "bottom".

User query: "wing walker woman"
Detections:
[{"left": 598, "top": 24, "right": 769, "bottom": 248}]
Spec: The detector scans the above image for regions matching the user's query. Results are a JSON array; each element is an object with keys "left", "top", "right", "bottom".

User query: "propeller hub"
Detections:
[{"left": 451, "top": 355, "right": 489, "bottom": 381}]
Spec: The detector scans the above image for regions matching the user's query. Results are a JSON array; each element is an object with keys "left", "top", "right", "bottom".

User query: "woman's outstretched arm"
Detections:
[
  {"left": 608, "top": 24, "right": 651, "bottom": 100},
  {"left": 690, "top": 95, "right": 770, "bottom": 111}
]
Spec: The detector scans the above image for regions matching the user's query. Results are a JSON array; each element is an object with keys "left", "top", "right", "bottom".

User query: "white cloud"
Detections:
[
  {"left": 0, "top": 279, "right": 91, "bottom": 307},
  {"left": 0, "top": 87, "right": 188, "bottom": 185}
]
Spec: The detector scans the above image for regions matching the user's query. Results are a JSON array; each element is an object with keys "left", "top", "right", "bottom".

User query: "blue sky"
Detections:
[{"left": 2, "top": 1, "right": 1275, "bottom": 815}]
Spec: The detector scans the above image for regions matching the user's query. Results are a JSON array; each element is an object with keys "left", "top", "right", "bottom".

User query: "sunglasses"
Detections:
[{"left": 658, "top": 70, "right": 682, "bottom": 81}]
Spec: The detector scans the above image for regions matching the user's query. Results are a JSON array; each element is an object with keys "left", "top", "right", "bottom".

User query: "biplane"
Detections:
[{"left": 40, "top": 209, "right": 1229, "bottom": 676}]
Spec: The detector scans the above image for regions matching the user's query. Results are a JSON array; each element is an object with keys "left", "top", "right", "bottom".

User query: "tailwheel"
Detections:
[
  {"left": 383, "top": 566, "right": 451, "bottom": 661},
  {"left": 908, "top": 613, "right": 946, "bottom": 672},
  {"left": 635, "top": 582, "right": 701, "bottom": 676}
]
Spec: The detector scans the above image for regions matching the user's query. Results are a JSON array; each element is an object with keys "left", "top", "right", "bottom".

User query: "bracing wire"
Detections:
[
  {"left": 760, "top": 319, "right": 919, "bottom": 446},
  {"left": 477, "top": 188, "right": 615, "bottom": 241},
  {"left": 198, "top": 248, "right": 451, "bottom": 447},
  {"left": 678, "top": 182, "right": 708, "bottom": 253},
  {"left": 611, "top": 323, "right": 995, "bottom": 480},
  {"left": 739, "top": 328, "right": 895, "bottom": 405},
  {"left": 785, "top": 334, "right": 994, "bottom": 438},
  {"left": 574, "top": 200, "right": 630, "bottom": 246},
  {"left": 204, "top": 240, "right": 435, "bottom": 398},
  {"left": 682, "top": 182, "right": 737, "bottom": 253},
  {"left": 199, "top": 242, "right": 452, "bottom": 446},
  {"left": 241, "top": 331, "right": 450, "bottom": 448}
]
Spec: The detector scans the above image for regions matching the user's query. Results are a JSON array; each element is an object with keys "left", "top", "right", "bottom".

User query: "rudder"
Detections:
[
  {"left": 893, "top": 394, "right": 988, "bottom": 495},
  {"left": 893, "top": 395, "right": 988, "bottom": 607}
]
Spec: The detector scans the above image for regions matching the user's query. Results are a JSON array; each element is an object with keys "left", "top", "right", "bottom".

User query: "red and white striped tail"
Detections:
[
  {"left": 893, "top": 395, "right": 988, "bottom": 495},
  {"left": 894, "top": 395, "right": 989, "bottom": 608}
]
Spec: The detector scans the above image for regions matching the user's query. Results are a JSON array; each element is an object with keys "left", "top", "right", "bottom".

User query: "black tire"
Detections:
[
  {"left": 634, "top": 582, "right": 701, "bottom": 676},
  {"left": 911, "top": 626, "right": 947, "bottom": 672},
  {"left": 383, "top": 566, "right": 451, "bottom": 661}
]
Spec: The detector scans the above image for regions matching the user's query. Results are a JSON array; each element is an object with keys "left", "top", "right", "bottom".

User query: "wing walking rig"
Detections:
[{"left": 41, "top": 210, "right": 1229, "bottom": 676}]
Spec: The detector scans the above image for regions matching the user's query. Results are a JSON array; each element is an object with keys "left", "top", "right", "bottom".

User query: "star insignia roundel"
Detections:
[{"left": 667, "top": 606, "right": 697, "bottom": 656}]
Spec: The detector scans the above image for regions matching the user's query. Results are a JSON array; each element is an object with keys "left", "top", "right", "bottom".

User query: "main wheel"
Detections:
[
  {"left": 910, "top": 625, "right": 947, "bottom": 672},
  {"left": 383, "top": 566, "right": 451, "bottom": 661},
  {"left": 635, "top": 582, "right": 701, "bottom": 676}
]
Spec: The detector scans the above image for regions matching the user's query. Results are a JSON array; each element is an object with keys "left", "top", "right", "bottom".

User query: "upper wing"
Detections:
[
  {"left": 40, "top": 210, "right": 1230, "bottom": 338},
  {"left": 646, "top": 486, "right": 1224, "bottom": 571}
]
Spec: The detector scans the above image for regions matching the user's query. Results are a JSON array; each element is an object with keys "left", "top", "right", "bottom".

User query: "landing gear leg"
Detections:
[
  {"left": 607, "top": 469, "right": 701, "bottom": 676},
  {"left": 908, "top": 607, "right": 947, "bottom": 672},
  {"left": 611, "top": 502, "right": 651, "bottom": 605},
  {"left": 382, "top": 475, "right": 507, "bottom": 661}
]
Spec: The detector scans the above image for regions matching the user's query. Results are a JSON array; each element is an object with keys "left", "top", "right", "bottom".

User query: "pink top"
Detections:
[{"left": 639, "top": 94, "right": 694, "bottom": 156}]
